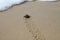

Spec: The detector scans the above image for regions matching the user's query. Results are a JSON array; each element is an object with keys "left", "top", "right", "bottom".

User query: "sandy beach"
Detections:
[{"left": 0, "top": 1, "right": 60, "bottom": 40}]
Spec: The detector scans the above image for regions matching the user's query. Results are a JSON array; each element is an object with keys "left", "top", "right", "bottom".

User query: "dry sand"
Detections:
[{"left": 0, "top": 1, "right": 60, "bottom": 40}]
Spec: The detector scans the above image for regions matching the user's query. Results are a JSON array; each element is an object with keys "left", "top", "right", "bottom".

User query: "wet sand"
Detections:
[{"left": 0, "top": 2, "right": 60, "bottom": 40}]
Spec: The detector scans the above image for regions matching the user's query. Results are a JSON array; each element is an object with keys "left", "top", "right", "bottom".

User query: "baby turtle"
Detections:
[{"left": 24, "top": 14, "right": 30, "bottom": 18}]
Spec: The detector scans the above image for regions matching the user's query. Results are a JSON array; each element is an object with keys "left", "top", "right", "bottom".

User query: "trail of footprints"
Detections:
[{"left": 24, "top": 18, "right": 46, "bottom": 40}]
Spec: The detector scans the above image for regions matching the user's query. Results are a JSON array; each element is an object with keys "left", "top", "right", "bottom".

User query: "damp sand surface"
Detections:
[{"left": 0, "top": 2, "right": 60, "bottom": 40}]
